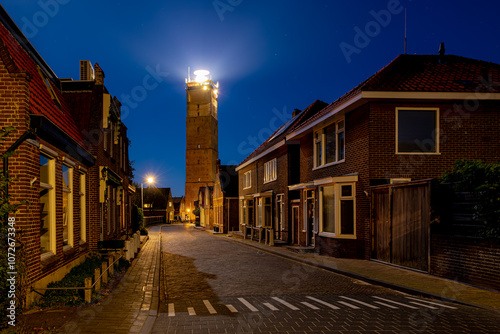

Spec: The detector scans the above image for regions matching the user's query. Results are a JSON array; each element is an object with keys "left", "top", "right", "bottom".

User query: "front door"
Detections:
[{"left": 305, "top": 190, "right": 315, "bottom": 246}]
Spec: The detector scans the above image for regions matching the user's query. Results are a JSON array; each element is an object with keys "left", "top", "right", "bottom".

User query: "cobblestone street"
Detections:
[{"left": 153, "top": 224, "right": 500, "bottom": 334}]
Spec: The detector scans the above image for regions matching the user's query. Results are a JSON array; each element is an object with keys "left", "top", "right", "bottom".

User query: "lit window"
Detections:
[
  {"left": 314, "top": 118, "right": 345, "bottom": 168},
  {"left": 40, "top": 155, "right": 55, "bottom": 254},
  {"left": 62, "top": 165, "right": 73, "bottom": 247},
  {"left": 264, "top": 159, "right": 277, "bottom": 183},
  {"left": 319, "top": 183, "right": 356, "bottom": 238},
  {"left": 243, "top": 171, "right": 252, "bottom": 189},
  {"left": 396, "top": 108, "right": 439, "bottom": 154}
]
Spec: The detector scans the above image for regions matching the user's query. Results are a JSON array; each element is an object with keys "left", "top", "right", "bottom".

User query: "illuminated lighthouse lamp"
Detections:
[{"left": 194, "top": 69, "right": 210, "bottom": 83}]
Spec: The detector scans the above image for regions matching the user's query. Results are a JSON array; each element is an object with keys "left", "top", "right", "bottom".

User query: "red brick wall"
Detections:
[
  {"left": 298, "top": 105, "right": 370, "bottom": 258},
  {"left": 430, "top": 235, "right": 500, "bottom": 291},
  {"left": 369, "top": 101, "right": 500, "bottom": 180}
]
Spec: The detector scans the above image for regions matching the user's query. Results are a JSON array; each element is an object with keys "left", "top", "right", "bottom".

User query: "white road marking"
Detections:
[
  {"left": 168, "top": 303, "right": 175, "bottom": 316},
  {"left": 203, "top": 300, "right": 217, "bottom": 314},
  {"left": 405, "top": 297, "right": 458, "bottom": 309},
  {"left": 263, "top": 302, "right": 279, "bottom": 311},
  {"left": 373, "top": 296, "right": 419, "bottom": 309},
  {"left": 301, "top": 302, "right": 320, "bottom": 310},
  {"left": 187, "top": 307, "right": 196, "bottom": 316},
  {"left": 306, "top": 296, "right": 340, "bottom": 310},
  {"left": 337, "top": 301, "right": 360, "bottom": 309},
  {"left": 373, "top": 301, "right": 399, "bottom": 309},
  {"left": 238, "top": 298, "right": 259, "bottom": 312},
  {"left": 339, "top": 296, "right": 379, "bottom": 309},
  {"left": 272, "top": 297, "right": 299, "bottom": 311},
  {"left": 409, "top": 301, "right": 438, "bottom": 309},
  {"left": 226, "top": 304, "right": 238, "bottom": 313}
]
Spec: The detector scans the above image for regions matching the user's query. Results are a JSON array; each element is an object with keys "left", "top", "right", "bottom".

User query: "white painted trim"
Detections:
[
  {"left": 39, "top": 144, "right": 59, "bottom": 158},
  {"left": 62, "top": 156, "right": 76, "bottom": 167},
  {"left": 78, "top": 165, "right": 88, "bottom": 173},
  {"left": 236, "top": 140, "right": 286, "bottom": 171},
  {"left": 362, "top": 91, "right": 500, "bottom": 100},
  {"left": 288, "top": 182, "right": 315, "bottom": 191},
  {"left": 314, "top": 174, "right": 358, "bottom": 185}
]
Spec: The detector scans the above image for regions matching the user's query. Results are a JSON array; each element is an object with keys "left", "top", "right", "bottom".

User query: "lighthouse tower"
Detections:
[{"left": 185, "top": 70, "right": 219, "bottom": 220}]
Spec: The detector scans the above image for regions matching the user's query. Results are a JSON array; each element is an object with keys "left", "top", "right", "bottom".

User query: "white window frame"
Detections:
[
  {"left": 395, "top": 107, "right": 440, "bottom": 155},
  {"left": 313, "top": 118, "right": 345, "bottom": 169},
  {"left": 62, "top": 164, "right": 74, "bottom": 248},
  {"left": 40, "top": 153, "right": 56, "bottom": 258},
  {"left": 80, "top": 173, "right": 86, "bottom": 243},
  {"left": 319, "top": 182, "right": 356, "bottom": 239},
  {"left": 264, "top": 158, "right": 277, "bottom": 183},
  {"left": 243, "top": 171, "right": 252, "bottom": 189}
]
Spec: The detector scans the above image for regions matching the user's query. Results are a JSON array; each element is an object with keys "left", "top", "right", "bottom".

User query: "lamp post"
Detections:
[{"left": 141, "top": 177, "right": 154, "bottom": 212}]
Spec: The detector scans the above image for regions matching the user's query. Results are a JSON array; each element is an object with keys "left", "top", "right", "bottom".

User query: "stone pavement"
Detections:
[
  {"left": 212, "top": 230, "right": 500, "bottom": 311},
  {"left": 60, "top": 226, "right": 161, "bottom": 334}
]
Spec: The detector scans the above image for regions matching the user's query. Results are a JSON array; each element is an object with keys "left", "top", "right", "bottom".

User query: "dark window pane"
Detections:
[
  {"left": 337, "top": 131, "right": 345, "bottom": 160},
  {"left": 322, "top": 186, "right": 335, "bottom": 233},
  {"left": 325, "top": 124, "right": 336, "bottom": 163},
  {"left": 340, "top": 200, "right": 354, "bottom": 235},
  {"left": 398, "top": 110, "right": 436, "bottom": 153},
  {"left": 341, "top": 185, "right": 352, "bottom": 197}
]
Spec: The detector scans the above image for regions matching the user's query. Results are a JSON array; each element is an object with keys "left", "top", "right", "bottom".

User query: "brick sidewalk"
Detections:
[{"left": 61, "top": 226, "right": 161, "bottom": 334}]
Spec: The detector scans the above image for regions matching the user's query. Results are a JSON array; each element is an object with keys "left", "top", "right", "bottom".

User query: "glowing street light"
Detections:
[{"left": 141, "top": 176, "right": 154, "bottom": 211}]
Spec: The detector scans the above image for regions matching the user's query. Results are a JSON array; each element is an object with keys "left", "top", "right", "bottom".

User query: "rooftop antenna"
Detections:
[{"left": 404, "top": 8, "right": 407, "bottom": 54}]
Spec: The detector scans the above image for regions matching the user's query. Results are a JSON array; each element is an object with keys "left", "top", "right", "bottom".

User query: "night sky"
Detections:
[{"left": 2, "top": 0, "right": 500, "bottom": 196}]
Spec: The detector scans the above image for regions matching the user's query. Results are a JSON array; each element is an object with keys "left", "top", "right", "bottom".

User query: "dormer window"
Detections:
[{"left": 37, "top": 66, "right": 62, "bottom": 110}]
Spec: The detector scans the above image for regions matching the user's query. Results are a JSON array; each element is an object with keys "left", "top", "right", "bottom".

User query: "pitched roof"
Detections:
[
  {"left": 217, "top": 165, "right": 238, "bottom": 197},
  {"left": 237, "top": 100, "right": 327, "bottom": 168},
  {"left": 0, "top": 8, "right": 85, "bottom": 145},
  {"left": 293, "top": 54, "right": 500, "bottom": 134}
]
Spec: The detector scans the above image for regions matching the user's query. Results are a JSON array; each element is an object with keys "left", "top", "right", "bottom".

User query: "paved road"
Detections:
[{"left": 151, "top": 224, "right": 500, "bottom": 334}]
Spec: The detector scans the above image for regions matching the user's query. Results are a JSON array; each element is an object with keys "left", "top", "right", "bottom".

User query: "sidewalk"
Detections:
[
  {"left": 60, "top": 227, "right": 161, "bottom": 334},
  {"left": 210, "top": 230, "right": 500, "bottom": 311}
]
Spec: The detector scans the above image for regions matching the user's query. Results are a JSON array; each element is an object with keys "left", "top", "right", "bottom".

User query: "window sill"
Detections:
[
  {"left": 318, "top": 232, "right": 357, "bottom": 239},
  {"left": 395, "top": 152, "right": 441, "bottom": 155},
  {"left": 263, "top": 179, "right": 277, "bottom": 185},
  {"left": 243, "top": 187, "right": 251, "bottom": 190},
  {"left": 40, "top": 252, "right": 57, "bottom": 269},
  {"left": 313, "top": 159, "right": 345, "bottom": 171}
]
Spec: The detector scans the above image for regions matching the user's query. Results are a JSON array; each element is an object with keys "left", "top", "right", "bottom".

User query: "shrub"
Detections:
[{"left": 442, "top": 159, "right": 500, "bottom": 238}]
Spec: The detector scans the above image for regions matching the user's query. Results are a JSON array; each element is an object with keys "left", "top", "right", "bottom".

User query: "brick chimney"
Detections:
[{"left": 94, "top": 62, "right": 105, "bottom": 85}]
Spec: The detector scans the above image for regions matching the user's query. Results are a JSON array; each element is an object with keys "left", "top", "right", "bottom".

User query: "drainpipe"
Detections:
[{"left": 2, "top": 131, "right": 38, "bottom": 220}]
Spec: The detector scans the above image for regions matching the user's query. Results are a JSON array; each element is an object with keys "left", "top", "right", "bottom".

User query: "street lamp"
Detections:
[{"left": 141, "top": 176, "right": 154, "bottom": 211}]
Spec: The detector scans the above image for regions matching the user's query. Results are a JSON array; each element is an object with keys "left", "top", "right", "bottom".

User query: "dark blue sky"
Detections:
[{"left": 3, "top": 0, "right": 500, "bottom": 196}]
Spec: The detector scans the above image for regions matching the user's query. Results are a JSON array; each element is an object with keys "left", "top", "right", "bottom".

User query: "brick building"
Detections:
[
  {"left": 236, "top": 101, "right": 327, "bottom": 243},
  {"left": 213, "top": 163, "right": 239, "bottom": 233},
  {"left": 62, "top": 61, "right": 135, "bottom": 247},
  {"left": 239, "top": 54, "right": 500, "bottom": 266},
  {"left": 286, "top": 54, "right": 500, "bottom": 260},
  {"left": 0, "top": 7, "right": 134, "bottom": 305},
  {"left": 141, "top": 187, "right": 173, "bottom": 222}
]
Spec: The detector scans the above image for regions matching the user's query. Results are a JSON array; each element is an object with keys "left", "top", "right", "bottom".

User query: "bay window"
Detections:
[{"left": 319, "top": 183, "right": 356, "bottom": 238}]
